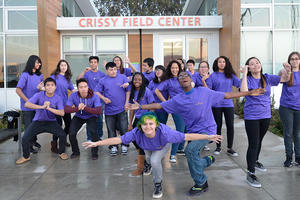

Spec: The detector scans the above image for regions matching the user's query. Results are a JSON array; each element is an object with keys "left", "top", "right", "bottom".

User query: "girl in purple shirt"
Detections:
[
  {"left": 211, "top": 56, "right": 240, "bottom": 156},
  {"left": 241, "top": 57, "right": 290, "bottom": 188},
  {"left": 50, "top": 60, "right": 76, "bottom": 153},
  {"left": 82, "top": 112, "right": 222, "bottom": 199},
  {"left": 113, "top": 56, "right": 137, "bottom": 77}
]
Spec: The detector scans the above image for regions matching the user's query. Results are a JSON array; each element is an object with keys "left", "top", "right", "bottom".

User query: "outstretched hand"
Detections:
[
  {"left": 82, "top": 141, "right": 99, "bottom": 149},
  {"left": 249, "top": 88, "right": 265, "bottom": 96},
  {"left": 128, "top": 100, "right": 140, "bottom": 110},
  {"left": 208, "top": 135, "right": 223, "bottom": 143}
]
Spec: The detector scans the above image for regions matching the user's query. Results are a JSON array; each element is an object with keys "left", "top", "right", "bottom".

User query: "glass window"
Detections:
[
  {"left": 8, "top": 10, "right": 37, "bottom": 30},
  {"left": 5, "top": 0, "right": 36, "bottom": 6},
  {"left": 0, "top": 9, "right": 3, "bottom": 32},
  {"left": 241, "top": 0, "right": 271, "bottom": 3},
  {"left": 274, "top": 6, "right": 300, "bottom": 29},
  {"left": 96, "top": 36, "right": 125, "bottom": 52},
  {"left": 65, "top": 54, "right": 91, "bottom": 84},
  {"left": 274, "top": 31, "right": 300, "bottom": 74},
  {"left": 188, "top": 38, "right": 208, "bottom": 68},
  {"left": 163, "top": 38, "right": 183, "bottom": 67},
  {"left": 0, "top": 37, "right": 3, "bottom": 88},
  {"left": 98, "top": 53, "right": 125, "bottom": 72},
  {"left": 63, "top": 36, "right": 92, "bottom": 52},
  {"left": 241, "top": 8, "right": 270, "bottom": 27},
  {"left": 275, "top": 0, "right": 300, "bottom": 3},
  {"left": 241, "top": 31, "right": 273, "bottom": 74},
  {"left": 6, "top": 36, "right": 38, "bottom": 88},
  {"left": 62, "top": 0, "right": 84, "bottom": 17}
]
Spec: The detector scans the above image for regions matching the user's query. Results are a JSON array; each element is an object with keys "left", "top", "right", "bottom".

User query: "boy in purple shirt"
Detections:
[
  {"left": 82, "top": 112, "right": 222, "bottom": 199},
  {"left": 128, "top": 71, "right": 264, "bottom": 196},
  {"left": 65, "top": 78, "right": 102, "bottom": 160},
  {"left": 142, "top": 58, "right": 155, "bottom": 86},
  {"left": 16, "top": 78, "right": 68, "bottom": 165},
  {"left": 95, "top": 62, "right": 130, "bottom": 156}
]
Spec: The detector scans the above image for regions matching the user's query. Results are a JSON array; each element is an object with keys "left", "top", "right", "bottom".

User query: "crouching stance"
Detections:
[
  {"left": 82, "top": 112, "right": 222, "bottom": 199},
  {"left": 16, "top": 77, "right": 68, "bottom": 164}
]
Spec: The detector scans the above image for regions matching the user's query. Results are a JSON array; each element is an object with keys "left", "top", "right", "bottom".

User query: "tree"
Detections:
[{"left": 93, "top": 0, "right": 187, "bottom": 16}]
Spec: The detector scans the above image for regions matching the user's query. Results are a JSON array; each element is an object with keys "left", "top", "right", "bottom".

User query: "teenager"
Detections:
[
  {"left": 128, "top": 71, "right": 264, "bottom": 196},
  {"left": 66, "top": 78, "right": 102, "bottom": 160},
  {"left": 16, "top": 55, "right": 44, "bottom": 153},
  {"left": 50, "top": 59, "right": 76, "bottom": 153},
  {"left": 177, "top": 58, "right": 186, "bottom": 71},
  {"left": 241, "top": 57, "right": 290, "bottom": 187},
  {"left": 83, "top": 112, "right": 222, "bottom": 199},
  {"left": 195, "top": 61, "right": 212, "bottom": 88},
  {"left": 16, "top": 77, "right": 68, "bottom": 164},
  {"left": 142, "top": 58, "right": 155, "bottom": 85},
  {"left": 113, "top": 56, "right": 137, "bottom": 76}
]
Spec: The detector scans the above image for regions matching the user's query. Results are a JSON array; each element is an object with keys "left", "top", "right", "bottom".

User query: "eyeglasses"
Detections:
[
  {"left": 290, "top": 58, "right": 299, "bottom": 61},
  {"left": 178, "top": 73, "right": 189, "bottom": 80}
]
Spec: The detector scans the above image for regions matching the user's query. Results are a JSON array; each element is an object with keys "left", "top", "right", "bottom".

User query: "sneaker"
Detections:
[
  {"left": 203, "top": 146, "right": 210, "bottom": 151},
  {"left": 227, "top": 149, "right": 238, "bottom": 157},
  {"left": 295, "top": 158, "right": 300, "bottom": 166},
  {"left": 284, "top": 158, "right": 293, "bottom": 167},
  {"left": 188, "top": 181, "right": 208, "bottom": 196},
  {"left": 70, "top": 153, "right": 80, "bottom": 159},
  {"left": 153, "top": 182, "right": 163, "bottom": 199},
  {"left": 169, "top": 155, "right": 177, "bottom": 163},
  {"left": 121, "top": 145, "right": 128, "bottom": 155},
  {"left": 110, "top": 146, "right": 118, "bottom": 156},
  {"left": 59, "top": 153, "right": 69, "bottom": 160},
  {"left": 246, "top": 172, "right": 261, "bottom": 188},
  {"left": 143, "top": 161, "right": 152, "bottom": 175},
  {"left": 16, "top": 157, "right": 31, "bottom": 165},
  {"left": 214, "top": 147, "right": 221, "bottom": 155},
  {"left": 33, "top": 142, "right": 41, "bottom": 148},
  {"left": 255, "top": 161, "right": 267, "bottom": 172},
  {"left": 177, "top": 149, "right": 185, "bottom": 155}
]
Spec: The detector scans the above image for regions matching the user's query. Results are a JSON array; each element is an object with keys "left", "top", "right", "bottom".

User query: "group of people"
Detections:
[{"left": 14, "top": 52, "right": 300, "bottom": 198}]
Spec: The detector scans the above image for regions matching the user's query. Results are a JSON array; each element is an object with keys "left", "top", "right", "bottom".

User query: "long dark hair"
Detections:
[
  {"left": 213, "top": 56, "right": 236, "bottom": 78},
  {"left": 166, "top": 60, "right": 182, "bottom": 79},
  {"left": 153, "top": 65, "right": 167, "bottom": 83},
  {"left": 177, "top": 58, "right": 186, "bottom": 71},
  {"left": 287, "top": 51, "right": 300, "bottom": 86},
  {"left": 130, "top": 72, "right": 147, "bottom": 103},
  {"left": 245, "top": 57, "right": 266, "bottom": 88},
  {"left": 23, "top": 55, "right": 42, "bottom": 75},
  {"left": 113, "top": 56, "right": 124, "bottom": 74},
  {"left": 51, "top": 59, "right": 72, "bottom": 82}
]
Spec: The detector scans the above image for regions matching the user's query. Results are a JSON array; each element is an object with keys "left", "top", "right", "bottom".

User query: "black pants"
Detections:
[
  {"left": 132, "top": 118, "right": 145, "bottom": 155},
  {"left": 22, "top": 121, "right": 66, "bottom": 158},
  {"left": 22, "top": 111, "right": 37, "bottom": 145},
  {"left": 53, "top": 113, "right": 72, "bottom": 141},
  {"left": 212, "top": 107, "right": 234, "bottom": 148},
  {"left": 244, "top": 118, "right": 270, "bottom": 173},
  {"left": 69, "top": 116, "right": 99, "bottom": 156}
]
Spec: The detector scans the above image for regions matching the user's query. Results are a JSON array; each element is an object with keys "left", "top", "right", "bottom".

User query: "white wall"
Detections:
[{"left": 0, "top": 88, "right": 20, "bottom": 113}]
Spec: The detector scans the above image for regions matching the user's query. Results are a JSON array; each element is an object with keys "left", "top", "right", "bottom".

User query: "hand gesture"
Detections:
[
  {"left": 37, "top": 81, "right": 45, "bottom": 91},
  {"left": 128, "top": 100, "right": 140, "bottom": 110},
  {"left": 120, "top": 82, "right": 129, "bottom": 88},
  {"left": 103, "top": 60, "right": 107, "bottom": 68},
  {"left": 78, "top": 103, "right": 86, "bottom": 110},
  {"left": 202, "top": 74, "right": 210, "bottom": 81},
  {"left": 240, "top": 65, "right": 248, "bottom": 74},
  {"left": 128, "top": 124, "right": 133, "bottom": 131},
  {"left": 43, "top": 101, "right": 50, "bottom": 109},
  {"left": 283, "top": 62, "right": 291, "bottom": 72},
  {"left": 249, "top": 88, "right": 265, "bottom": 96},
  {"left": 103, "top": 97, "right": 111, "bottom": 104},
  {"left": 84, "top": 67, "right": 91, "bottom": 73},
  {"left": 124, "top": 103, "right": 129, "bottom": 111},
  {"left": 208, "top": 135, "right": 223, "bottom": 143},
  {"left": 124, "top": 56, "right": 131, "bottom": 64},
  {"left": 82, "top": 141, "right": 99, "bottom": 149}
]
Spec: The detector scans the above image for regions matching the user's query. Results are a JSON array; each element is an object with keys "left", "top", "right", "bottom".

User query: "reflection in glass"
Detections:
[
  {"left": 275, "top": 6, "right": 300, "bottom": 29},
  {"left": 65, "top": 54, "right": 91, "bottom": 84},
  {"left": 163, "top": 39, "right": 183, "bottom": 67},
  {"left": 241, "top": 31, "right": 273, "bottom": 74},
  {"left": 98, "top": 54, "right": 125, "bottom": 72},
  {"left": 0, "top": 37, "right": 3, "bottom": 88},
  {"left": 62, "top": 0, "right": 84, "bottom": 17},
  {"left": 241, "top": 8, "right": 270, "bottom": 27},
  {"left": 189, "top": 38, "right": 208, "bottom": 69},
  {"left": 6, "top": 36, "right": 38, "bottom": 88},
  {"left": 8, "top": 11, "right": 37, "bottom": 30},
  {"left": 97, "top": 36, "right": 125, "bottom": 52},
  {"left": 63, "top": 36, "right": 92, "bottom": 52},
  {"left": 5, "top": 0, "right": 36, "bottom": 6}
]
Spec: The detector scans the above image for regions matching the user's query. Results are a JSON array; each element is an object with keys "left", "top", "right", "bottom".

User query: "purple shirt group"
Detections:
[{"left": 50, "top": 74, "right": 74, "bottom": 105}]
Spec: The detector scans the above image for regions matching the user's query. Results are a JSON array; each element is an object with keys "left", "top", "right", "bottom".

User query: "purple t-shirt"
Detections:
[
  {"left": 50, "top": 74, "right": 74, "bottom": 106},
  {"left": 84, "top": 70, "right": 106, "bottom": 91},
  {"left": 121, "top": 124, "right": 185, "bottom": 151},
  {"left": 187, "top": 71, "right": 198, "bottom": 83},
  {"left": 280, "top": 71, "right": 300, "bottom": 110},
  {"left": 118, "top": 68, "right": 132, "bottom": 77},
  {"left": 210, "top": 72, "right": 240, "bottom": 107},
  {"left": 28, "top": 92, "right": 64, "bottom": 121},
  {"left": 131, "top": 87, "right": 155, "bottom": 119},
  {"left": 66, "top": 92, "right": 101, "bottom": 119},
  {"left": 194, "top": 74, "right": 212, "bottom": 88},
  {"left": 16, "top": 72, "right": 44, "bottom": 111},
  {"left": 143, "top": 71, "right": 155, "bottom": 82},
  {"left": 161, "top": 87, "right": 225, "bottom": 135},
  {"left": 95, "top": 74, "right": 129, "bottom": 115},
  {"left": 148, "top": 80, "right": 168, "bottom": 113},
  {"left": 157, "top": 77, "right": 184, "bottom": 98},
  {"left": 244, "top": 74, "right": 281, "bottom": 120}
]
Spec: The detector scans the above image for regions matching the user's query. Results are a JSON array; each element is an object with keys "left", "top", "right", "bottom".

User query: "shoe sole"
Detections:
[
  {"left": 214, "top": 151, "right": 221, "bottom": 155},
  {"left": 227, "top": 152, "right": 239, "bottom": 157},
  {"left": 153, "top": 193, "right": 163, "bottom": 199},
  {"left": 121, "top": 151, "right": 128, "bottom": 155},
  {"left": 246, "top": 180, "right": 261, "bottom": 188},
  {"left": 143, "top": 169, "right": 152, "bottom": 176},
  {"left": 188, "top": 187, "right": 208, "bottom": 196},
  {"left": 255, "top": 167, "right": 267, "bottom": 172}
]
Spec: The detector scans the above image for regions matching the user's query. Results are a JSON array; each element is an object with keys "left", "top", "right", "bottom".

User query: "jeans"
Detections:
[
  {"left": 22, "top": 111, "right": 37, "bottom": 144},
  {"left": 53, "top": 113, "right": 71, "bottom": 141},
  {"left": 279, "top": 106, "right": 300, "bottom": 159},
  {"left": 144, "top": 143, "right": 171, "bottom": 184},
  {"left": 22, "top": 121, "right": 66, "bottom": 158},
  {"left": 86, "top": 114, "right": 103, "bottom": 140},
  {"left": 170, "top": 113, "right": 185, "bottom": 156},
  {"left": 244, "top": 118, "right": 270, "bottom": 173},
  {"left": 185, "top": 139, "right": 211, "bottom": 185},
  {"left": 212, "top": 107, "right": 234, "bottom": 149},
  {"left": 69, "top": 116, "right": 99, "bottom": 156},
  {"left": 155, "top": 111, "right": 168, "bottom": 124},
  {"left": 105, "top": 111, "right": 128, "bottom": 148}
]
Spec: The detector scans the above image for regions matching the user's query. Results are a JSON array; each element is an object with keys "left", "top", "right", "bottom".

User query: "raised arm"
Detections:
[
  {"left": 185, "top": 134, "right": 222, "bottom": 143},
  {"left": 279, "top": 63, "right": 291, "bottom": 83},
  {"left": 240, "top": 65, "right": 248, "bottom": 92},
  {"left": 125, "top": 56, "right": 137, "bottom": 73},
  {"left": 82, "top": 137, "right": 122, "bottom": 148},
  {"left": 224, "top": 88, "right": 265, "bottom": 99},
  {"left": 77, "top": 67, "right": 90, "bottom": 80},
  {"left": 129, "top": 100, "right": 162, "bottom": 111}
]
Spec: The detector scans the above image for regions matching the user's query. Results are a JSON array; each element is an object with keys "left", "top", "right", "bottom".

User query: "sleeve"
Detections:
[
  {"left": 208, "top": 89, "right": 225, "bottom": 106},
  {"left": 161, "top": 125, "right": 185, "bottom": 143},
  {"left": 16, "top": 73, "right": 27, "bottom": 89},
  {"left": 160, "top": 96, "right": 179, "bottom": 114},
  {"left": 64, "top": 105, "right": 78, "bottom": 113},
  {"left": 93, "top": 95, "right": 101, "bottom": 107},
  {"left": 156, "top": 80, "right": 168, "bottom": 92},
  {"left": 68, "top": 81, "right": 74, "bottom": 91},
  {"left": 205, "top": 77, "right": 212, "bottom": 88},
  {"left": 28, "top": 92, "right": 40, "bottom": 104},
  {"left": 233, "top": 75, "right": 241, "bottom": 88},
  {"left": 95, "top": 79, "right": 104, "bottom": 93},
  {"left": 124, "top": 68, "right": 132, "bottom": 77},
  {"left": 56, "top": 98, "right": 64, "bottom": 110},
  {"left": 120, "top": 128, "right": 137, "bottom": 145},
  {"left": 123, "top": 75, "right": 130, "bottom": 92},
  {"left": 83, "top": 72, "right": 88, "bottom": 79},
  {"left": 266, "top": 74, "right": 281, "bottom": 86},
  {"left": 40, "top": 74, "right": 44, "bottom": 82},
  {"left": 66, "top": 93, "right": 75, "bottom": 107},
  {"left": 194, "top": 76, "right": 202, "bottom": 87}
]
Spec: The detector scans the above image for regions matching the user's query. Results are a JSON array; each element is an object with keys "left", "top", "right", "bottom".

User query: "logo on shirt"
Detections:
[{"left": 195, "top": 101, "right": 203, "bottom": 105}]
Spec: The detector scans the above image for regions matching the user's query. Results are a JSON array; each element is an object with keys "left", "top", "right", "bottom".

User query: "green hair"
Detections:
[{"left": 137, "top": 112, "right": 160, "bottom": 132}]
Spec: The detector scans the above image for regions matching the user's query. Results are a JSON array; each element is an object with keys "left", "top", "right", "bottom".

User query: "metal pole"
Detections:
[
  {"left": 17, "top": 116, "right": 22, "bottom": 153},
  {"left": 139, "top": 29, "right": 142, "bottom": 72}
]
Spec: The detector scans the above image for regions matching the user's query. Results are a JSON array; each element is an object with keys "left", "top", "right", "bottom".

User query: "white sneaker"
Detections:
[
  {"left": 169, "top": 155, "right": 177, "bottom": 163},
  {"left": 121, "top": 145, "right": 128, "bottom": 155},
  {"left": 203, "top": 146, "right": 210, "bottom": 151},
  {"left": 110, "top": 146, "right": 118, "bottom": 156}
]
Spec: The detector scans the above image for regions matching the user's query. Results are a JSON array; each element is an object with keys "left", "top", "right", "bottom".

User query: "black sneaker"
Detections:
[
  {"left": 246, "top": 172, "right": 261, "bottom": 188},
  {"left": 70, "top": 153, "right": 80, "bottom": 159},
  {"left": 33, "top": 142, "right": 41, "bottom": 149},
  {"left": 227, "top": 149, "right": 238, "bottom": 157},
  {"left": 188, "top": 181, "right": 208, "bottom": 196},
  {"left": 143, "top": 161, "right": 152, "bottom": 176},
  {"left": 152, "top": 182, "right": 163, "bottom": 199},
  {"left": 214, "top": 147, "right": 221, "bottom": 155},
  {"left": 284, "top": 157, "right": 293, "bottom": 167},
  {"left": 295, "top": 158, "right": 300, "bottom": 166},
  {"left": 91, "top": 154, "right": 98, "bottom": 160},
  {"left": 30, "top": 146, "right": 38, "bottom": 154},
  {"left": 255, "top": 161, "right": 267, "bottom": 172},
  {"left": 176, "top": 149, "right": 185, "bottom": 156}
]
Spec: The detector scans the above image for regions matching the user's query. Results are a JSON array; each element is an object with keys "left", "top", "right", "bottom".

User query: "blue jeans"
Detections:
[
  {"left": 185, "top": 139, "right": 211, "bottom": 185},
  {"left": 86, "top": 114, "right": 103, "bottom": 140},
  {"left": 279, "top": 106, "right": 300, "bottom": 159},
  {"left": 155, "top": 111, "right": 168, "bottom": 124},
  {"left": 170, "top": 113, "right": 185, "bottom": 156}
]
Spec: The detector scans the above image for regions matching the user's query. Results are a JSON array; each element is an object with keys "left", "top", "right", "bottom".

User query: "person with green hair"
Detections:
[{"left": 82, "top": 112, "right": 222, "bottom": 199}]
